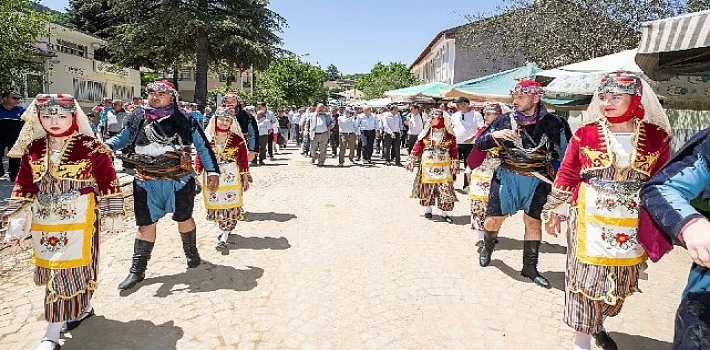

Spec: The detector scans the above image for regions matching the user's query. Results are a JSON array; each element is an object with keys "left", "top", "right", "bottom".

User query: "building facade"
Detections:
[
  {"left": 410, "top": 24, "right": 522, "bottom": 85},
  {"left": 17, "top": 24, "right": 142, "bottom": 110}
]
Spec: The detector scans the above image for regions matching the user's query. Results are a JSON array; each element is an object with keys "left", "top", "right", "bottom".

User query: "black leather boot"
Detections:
[
  {"left": 592, "top": 330, "right": 619, "bottom": 350},
  {"left": 521, "top": 240, "right": 551, "bottom": 289},
  {"left": 479, "top": 230, "right": 497, "bottom": 267},
  {"left": 118, "top": 239, "right": 154, "bottom": 290},
  {"left": 181, "top": 228, "right": 201, "bottom": 268}
]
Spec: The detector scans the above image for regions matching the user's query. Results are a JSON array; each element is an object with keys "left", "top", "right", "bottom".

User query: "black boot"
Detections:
[
  {"left": 592, "top": 330, "right": 619, "bottom": 350},
  {"left": 479, "top": 230, "right": 497, "bottom": 267},
  {"left": 118, "top": 239, "right": 154, "bottom": 290},
  {"left": 521, "top": 240, "right": 551, "bottom": 289},
  {"left": 181, "top": 228, "right": 201, "bottom": 268}
]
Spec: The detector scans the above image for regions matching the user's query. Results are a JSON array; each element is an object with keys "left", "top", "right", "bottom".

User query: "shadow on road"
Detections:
[
  {"left": 243, "top": 211, "right": 297, "bottom": 222},
  {"left": 219, "top": 234, "right": 291, "bottom": 255},
  {"left": 63, "top": 317, "right": 183, "bottom": 350},
  {"left": 489, "top": 259, "right": 565, "bottom": 292},
  {"left": 608, "top": 332, "right": 672, "bottom": 350},
  {"left": 119, "top": 262, "right": 264, "bottom": 298},
  {"left": 493, "top": 236, "right": 568, "bottom": 254}
]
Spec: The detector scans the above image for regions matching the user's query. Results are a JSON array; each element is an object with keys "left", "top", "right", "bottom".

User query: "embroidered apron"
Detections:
[
  {"left": 31, "top": 191, "right": 96, "bottom": 269},
  {"left": 420, "top": 131, "right": 452, "bottom": 184},
  {"left": 203, "top": 162, "right": 243, "bottom": 209},
  {"left": 576, "top": 179, "right": 646, "bottom": 266},
  {"left": 469, "top": 158, "right": 500, "bottom": 201}
]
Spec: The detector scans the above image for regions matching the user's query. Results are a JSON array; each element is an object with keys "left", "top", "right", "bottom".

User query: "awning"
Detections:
[
  {"left": 384, "top": 82, "right": 450, "bottom": 100},
  {"left": 636, "top": 10, "right": 710, "bottom": 80},
  {"left": 441, "top": 64, "right": 541, "bottom": 102}
]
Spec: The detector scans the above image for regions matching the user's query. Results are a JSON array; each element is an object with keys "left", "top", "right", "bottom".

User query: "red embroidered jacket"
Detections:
[
  {"left": 410, "top": 131, "right": 459, "bottom": 161},
  {"left": 549, "top": 120, "right": 670, "bottom": 206},
  {"left": 12, "top": 135, "right": 124, "bottom": 216},
  {"left": 194, "top": 132, "right": 250, "bottom": 175}
]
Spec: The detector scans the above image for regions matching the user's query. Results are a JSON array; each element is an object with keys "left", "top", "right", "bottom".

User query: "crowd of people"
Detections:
[{"left": 0, "top": 71, "right": 709, "bottom": 350}]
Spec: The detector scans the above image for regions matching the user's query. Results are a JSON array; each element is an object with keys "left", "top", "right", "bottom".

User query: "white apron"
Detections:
[{"left": 203, "top": 162, "right": 243, "bottom": 210}]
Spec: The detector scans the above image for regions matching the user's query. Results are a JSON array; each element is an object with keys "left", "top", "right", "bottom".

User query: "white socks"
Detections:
[
  {"left": 475, "top": 229, "right": 484, "bottom": 242},
  {"left": 573, "top": 331, "right": 591, "bottom": 350},
  {"left": 441, "top": 211, "right": 450, "bottom": 218},
  {"left": 424, "top": 206, "right": 433, "bottom": 214},
  {"left": 219, "top": 231, "right": 230, "bottom": 243},
  {"left": 38, "top": 321, "right": 64, "bottom": 349}
]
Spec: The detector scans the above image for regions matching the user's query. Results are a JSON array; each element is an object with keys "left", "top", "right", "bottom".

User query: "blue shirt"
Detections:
[
  {"left": 357, "top": 114, "right": 377, "bottom": 131},
  {"left": 337, "top": 116, "right": 359, "bottom": 135},
  {"left": 0, "top": 105, "right": 25, "bottom": 121},
  {"left": 382, "top": 112, "right": 403, "bottom": 134}
]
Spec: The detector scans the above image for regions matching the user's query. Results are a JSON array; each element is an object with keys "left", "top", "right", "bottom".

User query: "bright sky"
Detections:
[{"left": 41, "top": 0, "right": 503, "bottom": 74}]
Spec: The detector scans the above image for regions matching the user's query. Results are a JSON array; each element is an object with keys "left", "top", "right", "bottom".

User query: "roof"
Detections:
[{"left": 408, "top": 23, "right": 473, "bottom": 70}]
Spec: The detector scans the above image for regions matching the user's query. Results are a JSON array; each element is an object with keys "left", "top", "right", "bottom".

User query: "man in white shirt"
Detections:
[
  {"left": 304, "top": 103, "right": 333, "bottom": 166},
  {"left": 356, "top": 106, "right": 377, "bottom": 164},
  {"left": 451, "top": 96, "right": 485, "bottom": 191},
  {"left": 300, "top": 105, "right": 315, "bottom": 155},
  {"left": 291, "top": 108, "right": 304, "bottom": 145},
  {"left": 382, "top": 105, "right": 404, "bottom": 166},
  {"left": 255, "top": 110, "right": 272, "bottom": 165},
  {"left": 337, "top": 108, "right": 359, "bottom": 166},
  {"left": 405, "top": 104, "right": 429, "bottom": 154}
]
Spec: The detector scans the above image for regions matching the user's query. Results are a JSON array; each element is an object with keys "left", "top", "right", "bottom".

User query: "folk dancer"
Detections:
[
  {"left": 3, "top": 94, "right": 124, "bottom": 350},
  {"left": 104, "top": 80, "right": 221, "bottom": 291},
  {"left": 407, "top": 109, "right": 458, "bottom": 223},
  {"left": 195, "top": 107, "right": 250, "bottom": 249},
  {"left": 542, "top": 72, "right": 671, "bottom": 350},
  {"left": 467, "top": 103, "right": 505, "bottom": 247},
  {"left": 475, "top": 80, "right": 569, "bottom": 288},
  {"left": 639, "top": 126, "right": 710, "bottom": 350}
]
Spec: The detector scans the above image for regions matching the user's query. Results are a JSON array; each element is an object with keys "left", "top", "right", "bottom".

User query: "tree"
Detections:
[
  {"left": 0, "top": 0, "right": 49, "bottom": 90},
  {"left": 252, "top": 56, "right": 328, "bottom": 108},
  {"left": 355, "top": 62, "right": 420, "bottom": 99},
  {"left": 326, "top": 64, "right": 341, "bottom": 81},
  {"left": 464, "top": 0, "right": 687, "bottom": 69},
  {"left": 688, "top": 0, "right": 710, "bottom": 11},
  {"left": 68, "top": 0, "right": 285, "bottom": 110}
]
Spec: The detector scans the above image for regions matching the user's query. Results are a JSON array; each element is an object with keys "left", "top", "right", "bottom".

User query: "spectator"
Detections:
[
  {"left": 100, "top": 99, "right": 129, "bottom": 138},
  {"left": 0, "top": 91, "right": 25, "bottom": 181},
  {"left": 451, "top": 96, "right": 485, "bottom": 191}
]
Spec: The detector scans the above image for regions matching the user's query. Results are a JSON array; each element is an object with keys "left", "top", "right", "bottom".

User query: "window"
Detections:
[
  {"left": 73, "top": 78, "right": 105, "bottom": 102},
  {"left": 219, "top": 73, "right": 238, "bottom": 82},
  {"left": 52, "top": 39, "right": 87, "bottom": 58},
  {"left": 178, "top": 70, "right": 193, "bottom": 81},
  {"left": 112, "top": 84, "right": 134, "bottom": 101}
]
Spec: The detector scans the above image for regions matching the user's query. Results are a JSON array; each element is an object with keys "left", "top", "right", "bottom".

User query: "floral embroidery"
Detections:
[
  {"left": 601, "top": 227, "right": 638, "bottom": 250},
  {"left": 594, "top": 193, "right": 639, "bottom": 214},
  {"left": 39, "top": 232, "right": 69, "bottom": 253}
]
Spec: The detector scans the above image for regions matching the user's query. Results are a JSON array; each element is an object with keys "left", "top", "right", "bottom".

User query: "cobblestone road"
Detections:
[{"left": 0, "top": 143, "right": 690, "bottom": 349}]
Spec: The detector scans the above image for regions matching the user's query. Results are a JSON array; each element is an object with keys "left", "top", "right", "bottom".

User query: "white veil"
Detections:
[
  {"left": 204, "top": 108, "right": 244, "bottom": 141},
  {"left": 581, "top": 79, "right": 671, "bottom": 132},
  {"left": 8, "top": 95, "right": 95, "bottom": 158}
]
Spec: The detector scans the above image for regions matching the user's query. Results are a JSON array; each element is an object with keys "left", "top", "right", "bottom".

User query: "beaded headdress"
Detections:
[
  {"left": 596, "top": 71, "right": 643, "bottom": 96},
  {"left": 146, "top": 80, "right": 178, "bottom": 97},
  {"left": 482, "top": 103, "right": 503, "bottom": 115},
  {"left": 34, "top": 94, "right": 77, "bottom": 115},
  {"left": 511, "top": 80, "right": 545, "bottom": 97}
]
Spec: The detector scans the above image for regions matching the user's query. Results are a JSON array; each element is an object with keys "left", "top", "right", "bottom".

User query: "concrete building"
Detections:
[
  {"left": 409, "top": 23, "right": 523, "bottom": 85},
  {"left": 17, "top": 24, "right": 141, "bottom": 110},
  {"left": 159, "top": 69, "right": 256, "bottom": 103}
]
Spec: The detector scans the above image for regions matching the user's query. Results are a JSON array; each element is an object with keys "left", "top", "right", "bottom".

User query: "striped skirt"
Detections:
[
  {"left": 564, "top": 208, "right": 641, "bottom": 334},
  {"left": 34, "top": 214, "right": 100, "bottom": 323},
  {"left": 206, "top": 207, "right": 244, "bottom": 232}
]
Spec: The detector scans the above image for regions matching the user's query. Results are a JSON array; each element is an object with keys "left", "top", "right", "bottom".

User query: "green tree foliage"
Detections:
[
  {"left": 326, "top": 64, "right": 341, "bottom": 81},
  {"left": 464, "top": 0, "right": 687, "bottom": 69},
  {"left": 0, "top": 0, "right": 49, "bottom": 90},
  {"left": 355, "top": 62, "right": 420, "bottom": 99},
  {"left": 67, "top": 0, "right": 285, "bottom": 109},
  {"left": 688, "top": 0, "right": 710, "bottom": 11},
  {"left": 252, "top": 56, "right": 328, "bottom": 108},
  {"left": 208, "top": 86, "right": 253, "bottom": 107}
]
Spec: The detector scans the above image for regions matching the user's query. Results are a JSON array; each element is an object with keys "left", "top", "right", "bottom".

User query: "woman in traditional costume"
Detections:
[
  {"left": 407, "top": 108, "right": 458, "bottom": 223},
  {"left": 194, "top": 107, "right": 250, "bottom": 249},
  {"left": 542, "top": 72, "right": 671, "bottom": 350},
  {"left": 3, "top": 94, "right": 124, "bottom": 350},
  {"left": 467, "top": 102, "right": 505, "bottom": 246}
]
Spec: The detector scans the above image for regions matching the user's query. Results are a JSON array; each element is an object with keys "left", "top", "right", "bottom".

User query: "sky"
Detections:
[{"left": 41, "top": 0, "right": 503, "bottom": 74}]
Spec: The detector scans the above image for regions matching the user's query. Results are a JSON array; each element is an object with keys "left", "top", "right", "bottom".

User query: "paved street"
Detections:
[{"left": 0, "top": 143, "right": 691, "bottom": 350}]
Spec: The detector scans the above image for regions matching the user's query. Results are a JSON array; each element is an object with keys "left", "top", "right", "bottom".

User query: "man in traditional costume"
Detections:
[
  {"left": 407, "top": 109, "right": 458, "bottom": 223},
  {"left": 639, "top": 126, "right": 710, "bottom": 350},
  {"left": 475, "top": 80, "right": 568, "bottom": 288},
  {"left": 543, "top": 72, "right": 671, "bottom": 350},
  {"left": 3, "top": 94, "right": 124, "bottom": 350},
  {"left": 467, "top": 102, "right": 505, "bottom": 247},
  {"left": 105, "top": 80, "right": 220, "bottom": 291},
  {"left": 195, "top": 107, "right": 250, "bottom": 249}
]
